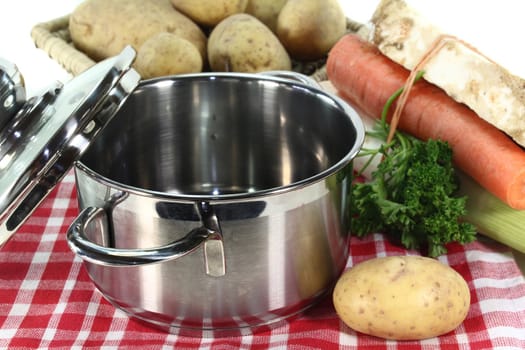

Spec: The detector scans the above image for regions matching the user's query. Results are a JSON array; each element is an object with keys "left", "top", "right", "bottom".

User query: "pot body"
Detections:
[{"left": 68, "top": 73, "right": 363, "bottom": 335}]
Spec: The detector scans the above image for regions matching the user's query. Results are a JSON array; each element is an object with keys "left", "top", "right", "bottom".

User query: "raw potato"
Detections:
[
  {"left": 69, "top": 0, "right": 207, "bottom": 62},
  {"left": 171, "top": 0, "right": 248, "bottom": 27},
  {"left": 134, "top": 33, "right": 203, "bottom": 79},
  {"left": 208, "top": 14, "right": 291, "bottom": 73},
  {"left": 245, "top": 0, "right": 287, "bottom": 33},
  {"left": 333, "top": 256, "right": 470, "bottom": 340},
  {"left": 276, "top": 0, "right": 347, "bottom": 60}
]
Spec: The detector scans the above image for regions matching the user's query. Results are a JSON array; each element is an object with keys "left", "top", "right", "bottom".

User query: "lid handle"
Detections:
[{"left": 0, "top": 58, "right": 26, "bottom": 131}]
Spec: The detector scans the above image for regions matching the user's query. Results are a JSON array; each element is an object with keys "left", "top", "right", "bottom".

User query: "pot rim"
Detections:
[{"left": 74, "top": 73, "right": 365, "bottom": 202}]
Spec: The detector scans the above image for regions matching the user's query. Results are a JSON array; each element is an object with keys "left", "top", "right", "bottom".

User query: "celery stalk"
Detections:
[{"left": 457, "top": 171, "right": 525, "bottom": 254}]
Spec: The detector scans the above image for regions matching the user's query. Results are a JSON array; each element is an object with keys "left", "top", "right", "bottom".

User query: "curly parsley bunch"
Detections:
[{"left": 351, "top": 74, "right": 476, "bottom": 257}]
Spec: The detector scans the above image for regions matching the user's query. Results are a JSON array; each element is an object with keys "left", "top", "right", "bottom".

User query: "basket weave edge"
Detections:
[{"left": 31, "top": 15, "right": 96, "bottom": 76}]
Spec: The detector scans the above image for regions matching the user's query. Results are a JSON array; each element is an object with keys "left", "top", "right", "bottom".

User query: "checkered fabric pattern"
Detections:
[{"left": 1, "top": 173, "right": 524, "bottom": 349}]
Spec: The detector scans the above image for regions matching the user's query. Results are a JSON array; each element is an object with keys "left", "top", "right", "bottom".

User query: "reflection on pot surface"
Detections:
[{"left": 67, "top": 72, "right": 364, "bottom": 336}]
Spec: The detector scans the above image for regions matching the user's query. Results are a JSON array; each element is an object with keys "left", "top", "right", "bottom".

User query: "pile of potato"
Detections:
[{"left": 68, "top": 0, "right": 347, "bottom": 79}]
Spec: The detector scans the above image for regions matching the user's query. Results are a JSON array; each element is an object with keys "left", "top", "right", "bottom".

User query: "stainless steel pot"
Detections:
[{"left": 64, "top": 72, "right": 364, "bottom": 335}]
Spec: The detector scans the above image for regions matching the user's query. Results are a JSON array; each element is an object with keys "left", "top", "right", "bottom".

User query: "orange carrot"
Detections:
[{"left": 327, "top": 33, "right": 525, "bottom": 210}]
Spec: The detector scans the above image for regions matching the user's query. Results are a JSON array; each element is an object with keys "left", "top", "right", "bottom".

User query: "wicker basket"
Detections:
[
  {"left": 31, "top": 15, "right": 366, "bottom": 81},
  {"left": 31, "top": 15, "right": 96, "bottom": 76}
]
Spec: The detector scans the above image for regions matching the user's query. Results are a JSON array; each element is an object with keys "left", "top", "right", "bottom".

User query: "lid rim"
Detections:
[{"left": 0, "top": 46, "right": 140, "bottom": 248}]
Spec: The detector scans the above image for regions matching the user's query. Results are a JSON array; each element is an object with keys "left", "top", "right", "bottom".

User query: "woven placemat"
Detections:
[{"left": 31, "top": 15, "right": 367, "bottom": 81}]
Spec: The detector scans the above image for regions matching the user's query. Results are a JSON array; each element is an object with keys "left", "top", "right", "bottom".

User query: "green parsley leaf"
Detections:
[{"left": 351, "top": 73, "right": 476, "bottom": 257}]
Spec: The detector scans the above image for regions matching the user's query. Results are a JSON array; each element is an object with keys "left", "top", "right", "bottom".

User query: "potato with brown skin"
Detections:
[
  {"left": 245, "top": 0, "right": 287, "bottom": 33},
  {"left": 134, "top": 33, "right": 203, "bottom": 79},
  {"left": 208, "top": 14, "right": 291, "bottom": 73},
  {"left": 171, "top": 0, "right": 248, "bottom": 27},
  {"left": 69, "top": 0, "right": 207, "bottom": 62},
  {"left": 276, "top": 0, "right": 347, "bottom": 61},
  {"left": 333, "top": 256, "right": 471, "bottom": 340}
]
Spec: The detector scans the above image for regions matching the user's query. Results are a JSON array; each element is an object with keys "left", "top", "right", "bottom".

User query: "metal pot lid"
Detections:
[
  {"left": 0, "top": 58, "right": 26, "bottom": 132},
  {"left": 0, "top": 46, "right": 140, "bottom": 247}
]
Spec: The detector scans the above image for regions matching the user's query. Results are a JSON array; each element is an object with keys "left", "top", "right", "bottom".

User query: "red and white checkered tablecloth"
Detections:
[{"left": 1, "top": 173, "right": 525, "bottom": 350}]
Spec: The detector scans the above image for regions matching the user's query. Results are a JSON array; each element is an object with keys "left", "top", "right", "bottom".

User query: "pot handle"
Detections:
[
  {"left": 258, "top": 70, "right": 321, "bottom": 89},
  {"left": 66, "top": 205, "right": 226, "bottom": 276}
]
